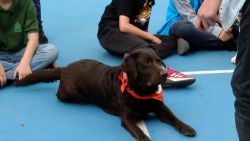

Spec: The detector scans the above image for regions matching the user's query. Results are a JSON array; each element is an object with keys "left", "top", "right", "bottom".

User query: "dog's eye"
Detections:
[
  {"left": 153, "top": 59, "right": 161, "bottom": 65},
  {"left": 144, "top": 60, "right": 152, "bottom": 66},
  {"left": 156, "top": 59, "right": 161, "bottom": 64}
]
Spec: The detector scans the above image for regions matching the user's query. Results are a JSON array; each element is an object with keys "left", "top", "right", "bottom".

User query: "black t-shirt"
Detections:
[{"left": 99, "top": 0, "right": 155, "bottom": 31}]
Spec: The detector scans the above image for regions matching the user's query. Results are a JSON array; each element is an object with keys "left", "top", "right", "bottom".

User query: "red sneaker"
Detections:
[{"left": 161, "top": 67, "right": 196, "bottom": 88}]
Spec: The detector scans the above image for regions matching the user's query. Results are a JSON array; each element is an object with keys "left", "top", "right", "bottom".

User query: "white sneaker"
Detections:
[{"left": 231, "top": 53, "right": 237, "bottom": 64}]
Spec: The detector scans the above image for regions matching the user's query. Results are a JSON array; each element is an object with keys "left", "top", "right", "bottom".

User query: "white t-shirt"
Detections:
[{"left": 220, "top": 0, "right": 245, "bottom": 30}]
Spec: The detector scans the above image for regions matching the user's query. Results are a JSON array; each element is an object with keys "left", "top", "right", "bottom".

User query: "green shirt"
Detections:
[{"left": 0, "top": 0, "right": 39, "bottom": 52}]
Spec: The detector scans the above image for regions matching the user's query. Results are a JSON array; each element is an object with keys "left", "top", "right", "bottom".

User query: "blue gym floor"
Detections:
[{"left": 0, "top": 0, "right": 238, "bottom": 141}]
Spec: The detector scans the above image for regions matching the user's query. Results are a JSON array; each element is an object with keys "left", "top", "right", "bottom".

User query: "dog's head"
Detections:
[{"left": 122, "top": 48, "right": 167, "bottom": 93}]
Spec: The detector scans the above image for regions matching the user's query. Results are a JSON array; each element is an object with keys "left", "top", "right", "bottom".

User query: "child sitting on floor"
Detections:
[
  {"left": 158, "top": 0, "right": 238, "bottom": 55},
  {"left": 0, "top": 0, "right": 58, "bottom": 87},
  {"left": 97, "top": 0, "right": 196, "bottom": 88}
]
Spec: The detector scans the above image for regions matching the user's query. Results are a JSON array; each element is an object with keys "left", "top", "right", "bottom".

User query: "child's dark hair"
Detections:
[{"left": 137, "top": 0, "right": 155, "bottom": 9}]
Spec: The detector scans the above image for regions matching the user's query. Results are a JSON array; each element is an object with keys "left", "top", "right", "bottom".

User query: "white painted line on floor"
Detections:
[
  {"left": 137, "top": 121, "right": 151, "bottom": 139},
  {"left": 182, "top": 69, "right": 234, "bottom": 75}
]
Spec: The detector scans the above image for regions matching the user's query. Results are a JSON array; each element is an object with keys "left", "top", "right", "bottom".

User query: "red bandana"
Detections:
[{"left": 118, "top": 72, "right": 164, "bottom": 102}]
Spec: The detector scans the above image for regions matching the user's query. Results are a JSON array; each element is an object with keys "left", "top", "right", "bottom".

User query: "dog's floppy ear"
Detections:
[{"left": 122, "top": 53, "right": 137, "bottom": 80}]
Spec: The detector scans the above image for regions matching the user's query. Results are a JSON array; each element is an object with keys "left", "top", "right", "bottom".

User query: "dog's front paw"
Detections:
[
  {"left": 137, "top": 136, "right": 151, "bottom": 141},
  {"left": 176, "top": 124, "right": 196, "bottom": 137}
]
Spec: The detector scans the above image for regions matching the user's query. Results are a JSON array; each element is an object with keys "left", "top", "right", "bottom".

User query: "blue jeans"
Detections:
[
  {"left": 231, "top": 1, "right": 250, "bottom": 141},
  {"left": 0, "top": 44, "right": 58, "bottom": 80}
]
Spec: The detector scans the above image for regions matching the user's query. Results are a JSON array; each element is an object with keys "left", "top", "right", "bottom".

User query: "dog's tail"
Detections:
[{"left": 15, "top": 68, "right": 63, "bottom": 86}]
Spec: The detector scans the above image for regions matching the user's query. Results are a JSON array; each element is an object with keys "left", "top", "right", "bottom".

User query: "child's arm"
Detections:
[
  {"left": 172, "top": 0, "right": 197, "bottom": 24},
  {"left": 119, "top": 15, "right": 161, "bottom": 44},
  {"left": 0, "top": 63, "right": 7, "bottom": 87},
  {"left": 173, "top": 0, "right": 223, "bottom": 38},
  {"left": 13, "top": 32, "right": 39, "bottom": 80},
  {"left": 196, "top": 0, "right": 222, "bottom": 30}
]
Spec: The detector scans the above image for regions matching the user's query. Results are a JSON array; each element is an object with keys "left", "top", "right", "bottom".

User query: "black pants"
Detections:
[
  {"left": 97, "top": 22, "right": 177, "bottom": 59},
  {"left": 170, "top": 20, "right": 233, "bottom": 50},
  {"left": 231, "top": 1, "right": 250, "bottom": 141}
]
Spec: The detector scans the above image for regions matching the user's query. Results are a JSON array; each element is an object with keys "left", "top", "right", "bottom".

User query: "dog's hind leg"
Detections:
[
  {"left": 121, "top": 113, "right": 151, "bottom": 141},
  {"left": 155, "top": 103, "right": 196, "bottom": 137},
  {"left": 56, "top": 82, "right": 87, "bottom": 103}
]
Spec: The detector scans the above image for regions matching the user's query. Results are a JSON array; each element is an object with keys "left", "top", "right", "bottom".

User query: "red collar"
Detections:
[{"left": 118, "top": 72, "right": 164, "bottom": 102}]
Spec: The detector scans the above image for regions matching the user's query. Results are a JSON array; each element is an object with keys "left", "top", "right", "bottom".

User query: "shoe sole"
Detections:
[
  {"left": 46, "top": 63, "right": 59, "bottom": 69},
  {"left": 177, "top": 38, "right": 190, "bottom": 55},
  {"left": 161, "top": 79, "right": 196, "bottom": 88}
]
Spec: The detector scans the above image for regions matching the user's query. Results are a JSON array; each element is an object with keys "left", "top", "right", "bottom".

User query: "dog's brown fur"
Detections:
[{"left": 15, "top": 48, "right": 196, "bottom": 141}]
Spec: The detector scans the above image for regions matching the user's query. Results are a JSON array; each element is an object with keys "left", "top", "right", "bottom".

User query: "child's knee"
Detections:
[
  {"left": 39, "top": 44, "right": 59, "bottom": 62},
  {"left": 47, "top": 44, "right": 58, "bottom": 62}
]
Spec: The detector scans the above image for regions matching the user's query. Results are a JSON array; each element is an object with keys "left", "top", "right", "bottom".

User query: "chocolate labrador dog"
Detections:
[{"left": 15, "top": 48, "right": 196, "bottom": 141}]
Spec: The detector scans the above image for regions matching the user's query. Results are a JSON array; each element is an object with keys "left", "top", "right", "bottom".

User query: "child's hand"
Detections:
[
  {"left": 151, "top": 36, "right": 162, "bottom": 45},
  {"left": 13, "top": 63, "right": 32, "bottom": 80},
  {"left": 218, "top": 30, "right": 233, "bottom": 42},
  {"left": 197, "top": 0, "right": 221, "bottom": 30},
  {"left": 0, "top": 64, "right": 7, "bottom": 87}
]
